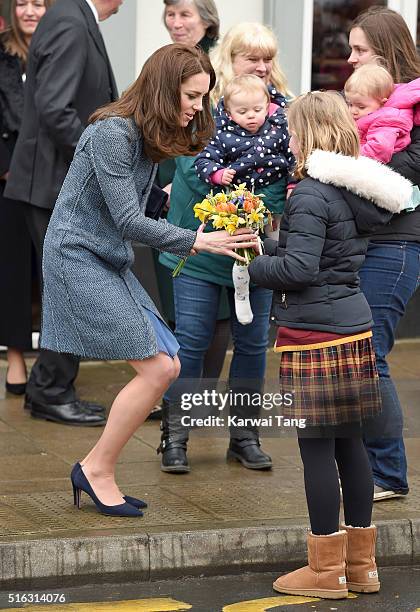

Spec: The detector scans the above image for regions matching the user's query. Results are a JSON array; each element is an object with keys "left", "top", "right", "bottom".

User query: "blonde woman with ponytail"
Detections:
[
  {"left": 158, "top": 22, "right": 293, "bottom": 473},
  {"left": 210, "top": 22, "right": 292, "bottom": 105}
]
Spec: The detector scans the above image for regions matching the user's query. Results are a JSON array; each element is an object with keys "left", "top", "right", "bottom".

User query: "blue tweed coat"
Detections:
[{"left": 41, "top": 116, "right": 196, "bottom": 360}]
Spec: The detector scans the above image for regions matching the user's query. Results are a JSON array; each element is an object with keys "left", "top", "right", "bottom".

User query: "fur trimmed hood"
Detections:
[{"left": 306, "top": 149, "right": 412, "bottom": 214}]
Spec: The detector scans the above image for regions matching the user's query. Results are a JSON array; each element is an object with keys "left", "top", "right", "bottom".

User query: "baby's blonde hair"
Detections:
[
  {"left": 209, "top": 22, "right": 292, "bottom": 105},
  {"left": 223, "top": 75, "right": 270, "bottom": 109},
  {"left": 288, "top": 91, "right": 360, "bottom": 180},
  {"left": 344, "top": 63, "right": 394, "bottom": 102}
]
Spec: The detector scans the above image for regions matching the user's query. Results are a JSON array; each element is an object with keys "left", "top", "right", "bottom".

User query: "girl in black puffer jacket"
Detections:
[{"left": 249, "top": 91, "right": 410, "bottom": 600}]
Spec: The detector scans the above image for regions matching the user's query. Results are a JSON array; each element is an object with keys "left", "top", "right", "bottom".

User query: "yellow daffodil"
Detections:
[
  {"left": 225, "top": 223, "right": 238, "bottom": 235},
  {"left": 248, "top": 210, "right": 263, "bottom": 224},
  {"left": 215, "top": 192, "right": 228, "bottom": 203},
  {"left": 193, "top": 199, "right": 216, "bottom": 223},
  {"left": 212, "top": 216, "right": 226, "bottom": 229},
  {"left": 174, "top": 185, "right": 271, "bottom": 278}
]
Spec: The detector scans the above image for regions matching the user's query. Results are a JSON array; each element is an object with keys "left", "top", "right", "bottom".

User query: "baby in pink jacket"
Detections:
[{"left": 345, "top": 63, "right": 420, "bottom": 210}]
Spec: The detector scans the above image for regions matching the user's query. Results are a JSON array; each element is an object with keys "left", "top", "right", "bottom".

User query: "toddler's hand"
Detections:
[{"left": 221, "top": 168, "right": 236, "bottom": 185}]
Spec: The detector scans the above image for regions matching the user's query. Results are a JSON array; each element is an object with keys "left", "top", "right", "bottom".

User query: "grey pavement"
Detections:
[
  {"left": 2, "top": 567, "right": 420, "bottom": 611},
  {"left": 0, "top": 341, "right": 419, "bottom": 588}
]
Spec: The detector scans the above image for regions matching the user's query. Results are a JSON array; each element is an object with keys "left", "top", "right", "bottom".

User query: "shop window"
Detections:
[
  {"left": 312, "top": 0, "right": 386, "bottom": 91},
  {"left": 417, "top": 0, "right": 420, "bottom": 51},
  {"left": 0, "top": 0, "right": 12, "bottom": 31}
]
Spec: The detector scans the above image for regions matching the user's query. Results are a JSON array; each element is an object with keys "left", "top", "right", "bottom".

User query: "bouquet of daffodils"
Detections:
[{"left": 173, "top": 184, "right": 272, "bottom": 325}]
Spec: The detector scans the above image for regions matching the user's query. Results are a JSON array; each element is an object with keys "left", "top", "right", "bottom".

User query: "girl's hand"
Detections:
[
  {"left": 254, "top": 236, "right": 263, "bottom": 255},
  {"left": 193, "top": 226, "right": 258, "bottom": 263}
]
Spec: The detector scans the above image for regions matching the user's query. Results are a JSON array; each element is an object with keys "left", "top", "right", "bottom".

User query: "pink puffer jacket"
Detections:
[{"left": 357, "top": 77, "right": 420, "bottom": 163}]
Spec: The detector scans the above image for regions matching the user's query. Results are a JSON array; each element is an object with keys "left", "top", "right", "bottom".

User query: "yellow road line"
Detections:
[
  {"left": 223, "top": 596, "right": 321, "bottom": 611},
  {"left": 223, "top": 592, "right": 358, "bottom": 611},
  {"left": 0, "top": 598, "right": 192, "bottom": 612}
]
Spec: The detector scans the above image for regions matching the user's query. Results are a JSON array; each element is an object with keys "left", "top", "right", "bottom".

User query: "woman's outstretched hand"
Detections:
[{"left": 192, "top": 225, "right": 259, "bottom": 263}]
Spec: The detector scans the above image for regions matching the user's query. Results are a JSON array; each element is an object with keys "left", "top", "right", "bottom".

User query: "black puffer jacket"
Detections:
[
  {"left": 376, "top": 125, "right": 420, "bottom": 243},
  {"left": 249, "top": 150, "right": 411, "bottom": 333},
  {"left": 0, "top": 38, "right": 24, "bottom": 176}
]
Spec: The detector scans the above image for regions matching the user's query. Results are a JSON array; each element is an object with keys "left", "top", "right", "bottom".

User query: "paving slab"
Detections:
[{"left": 0, "top": 343, "right": 419, "bottom": 586}]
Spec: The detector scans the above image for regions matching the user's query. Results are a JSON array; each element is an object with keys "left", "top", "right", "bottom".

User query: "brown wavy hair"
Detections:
[
  {"left": 90, "top": 44, "right": 216, "bottom": 162},
  {"left": 288, "top": 91, "right": 359, "bottom": 180},
  {"left": 2, "top": 0, "right": 54, "bottom": 64},
  {"left": 351, "top": 6, "right": 420, "bottom": 83}
]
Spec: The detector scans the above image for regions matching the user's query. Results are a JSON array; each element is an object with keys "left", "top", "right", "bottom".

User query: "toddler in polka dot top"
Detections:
[{"left": 195, "top": 74, "right": 294, "bottom": 325}]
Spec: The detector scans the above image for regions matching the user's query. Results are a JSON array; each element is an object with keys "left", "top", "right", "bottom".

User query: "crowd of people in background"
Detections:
[{"left": 1, "top": 0, "right": 420, "bottom": 602}]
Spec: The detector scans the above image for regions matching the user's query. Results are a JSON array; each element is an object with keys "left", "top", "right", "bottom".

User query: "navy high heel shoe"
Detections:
[
  {"left": 123, "top": 495, "right": 148, "bottom": 509},
  {"left": 73, "top": 463, "right": 148, "bottom": 509},
  {"left": 70, "top": 463, "right": 143, "bottom": 517}
]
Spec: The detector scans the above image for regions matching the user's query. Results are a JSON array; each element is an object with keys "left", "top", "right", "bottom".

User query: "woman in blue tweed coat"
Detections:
[{"left": 41, "top": 44, "right": 258, "bottom": 517}]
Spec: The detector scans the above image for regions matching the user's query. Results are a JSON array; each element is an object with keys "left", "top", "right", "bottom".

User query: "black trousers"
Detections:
[
  {"left": 22, "top": 203, "right": 79, "bottom": 403},
  {"left": 0, "top": 182, "right": 32, "bottom": 350}
]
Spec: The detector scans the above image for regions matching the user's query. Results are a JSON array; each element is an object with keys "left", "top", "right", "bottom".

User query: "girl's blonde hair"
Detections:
[
  {"left": 209, "top": 22, "right": 291, "bottom": 104},
  {"left": 345, "top": 63, "right": 394, "bottom": 102},
  {"left": 288, "top": 91, "right": 360, "bottom": 180},
  {"left": 223, "top": 74, "right": 270, "bottom": 109}
]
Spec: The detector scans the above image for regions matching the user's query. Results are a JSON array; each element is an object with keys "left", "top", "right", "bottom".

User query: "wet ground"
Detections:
[
  {"left": 0, "top": 342, "right": 419, "bottom": 542},
  {"left": 0, "top": 567, "right": 420, "bottom": 611}
]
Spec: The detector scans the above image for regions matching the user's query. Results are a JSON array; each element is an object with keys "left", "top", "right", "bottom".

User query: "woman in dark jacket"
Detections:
[
  {"left": 249, "top": 91, "right": 409, "bottom": 599},
  {"left": 0, "top": 0, "right": 51, "bottom": 394},
  {"left": 348, "top": 6, "right": 420, "bottom": 501}
]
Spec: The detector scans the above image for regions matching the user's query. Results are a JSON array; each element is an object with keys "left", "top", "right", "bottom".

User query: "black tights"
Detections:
[{"left": 298, "top": 436, "right": 374, "bottom": 535}]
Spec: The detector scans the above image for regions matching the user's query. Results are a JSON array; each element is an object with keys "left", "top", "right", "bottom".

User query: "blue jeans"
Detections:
[
  {"left": 360, "top": 241, "right": 420, "bottom": 493},
  {"left": 164, "top": 273, "right": 272, "bottom": 439}
]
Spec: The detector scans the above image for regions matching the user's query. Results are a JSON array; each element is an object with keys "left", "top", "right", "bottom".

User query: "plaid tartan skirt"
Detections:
[{"left": 279, "top": 337, "right": 381, "bottom": 427}]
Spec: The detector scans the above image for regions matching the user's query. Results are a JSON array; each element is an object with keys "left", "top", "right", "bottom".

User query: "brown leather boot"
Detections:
[
  {"left": 342, "top": 524, "right": 380, "bottom": 593},
  {"left": 273, "top": 531, "right": 348, "bottom": 599}
]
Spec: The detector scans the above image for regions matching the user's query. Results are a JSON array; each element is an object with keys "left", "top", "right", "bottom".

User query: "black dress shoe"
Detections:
[
  {"left": 24, "top": 397, "right": 105, "bottom": 414},
  {"left": 6, "top": 381, "right": 27, "bottom": 396},
  {"left": 30, "top": 401, "right": 107, "bottom": 426},
  {"left": 5, "top": 368, "right": 27, "bottom": 395},
  {"left": 76, "top": 399, "right": 106, "bottom": 414},
  {"left": 227, "top": 438, "right": 272, "bottom": 470}
]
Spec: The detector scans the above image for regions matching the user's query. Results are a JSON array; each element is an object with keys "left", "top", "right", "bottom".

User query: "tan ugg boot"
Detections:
[
  {"left": 273, "top": 531, "right": 348, "bottom": 599},
  {"left": 342, "top": 524, "right": 380, "bottom": 593}
]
